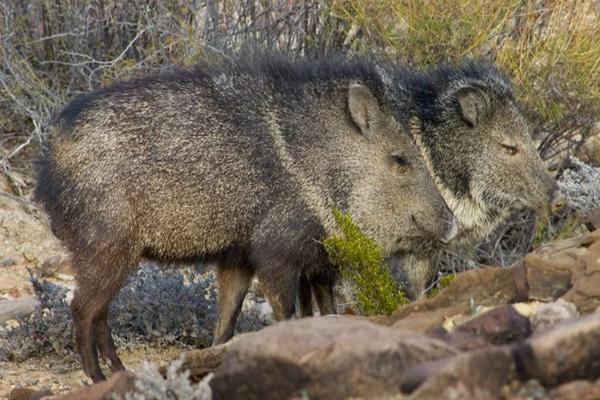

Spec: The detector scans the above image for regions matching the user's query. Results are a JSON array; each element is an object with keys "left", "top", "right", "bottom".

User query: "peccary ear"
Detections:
[
  {"left": 348, "top": 83, "right": 382, "bottom": 136},
  {"left": 456, "top": 86, "right": 488, "bottom": 127}
]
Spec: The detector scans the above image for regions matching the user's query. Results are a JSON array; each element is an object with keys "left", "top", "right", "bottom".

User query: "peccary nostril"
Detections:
[
  {"left": 441, "top": 217, "right": 458, "bottom": 244},
  {"left": 550, "top": 191, "right": 567, "bottom": 214}
]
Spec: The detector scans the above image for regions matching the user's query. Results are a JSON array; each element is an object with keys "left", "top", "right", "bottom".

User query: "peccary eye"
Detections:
[
  {"left": 501, "top": 143, "right": 518, "bottom": 155},
  {"left": 392, "top": 155, "right": 409, "bottom": 166}
]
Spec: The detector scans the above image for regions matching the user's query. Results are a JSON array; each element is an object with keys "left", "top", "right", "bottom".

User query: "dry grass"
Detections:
[{"left": 331, "top": 0, "right": 600, "bottom": 125}]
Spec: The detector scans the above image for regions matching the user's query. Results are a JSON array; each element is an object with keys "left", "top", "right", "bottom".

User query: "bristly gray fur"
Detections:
[{"left": 34, "top": 53, "right": 454, "bottom": 381}]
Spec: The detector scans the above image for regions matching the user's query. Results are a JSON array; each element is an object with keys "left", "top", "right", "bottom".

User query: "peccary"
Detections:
[
  {"left": 34, "top": 56, "right": 456, "bottom": 382},
  {"left": 298, "top": 60, "right": 565, "bottom": 313},
  {"left": 378, "top": 60, "right": 564, "bottom": 297}
]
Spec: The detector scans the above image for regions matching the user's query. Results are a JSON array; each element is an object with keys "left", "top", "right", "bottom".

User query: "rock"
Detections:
[
  {"left": 55, "top": 273, "right": 74, "bottom": 282},
  {"left": 406, "top": 347, "right": 514, "bottom": 400},
  {"left": 166, "top": 341, "right": 231, "bottom": 382},
  {"left": 386, "top": 264, "right": 528, "bottom": 328},
  {"left": 455, "top": 304, "right": 532, "bottom": 345},
  {"left": 514, "top": 311, "right": 600, "bottom": 386},
  {"left": 392, "top": 303, "right": 470, "bottom": 333},
  {"left": 425, "top": 326, "right": 491, "bottom": 352},
  {"left": 209, "top": 316, "right": 459, "bottom": 400},
  {"left": 525, "top": 255, "right": 573, "bottom": 301},
  {"left": 551, "top": 233, "right": 600, "bottom": 314},
  {"left": 56, "top": 371, "right": 136, "bottom": 399},
  {"left": 0, "top": 258, "right": 16, "bottom": 267},
  {"left": 531, "top": 299, "right": 579, "bottom": 333},
  {"left": 550, "top": 379, "right": 600, "bottom": 400},
  {"left": 423, "top": 305, "right": 532, "bottom": 352},
  {"left": 8, "top": 388, "right": 53, "bottom": 400},
  {"left": 0, "top": 296, "right": 38, "bottom": 321},
  {"left": 585, "top": 208, "right": 600, "bottom": 232}
]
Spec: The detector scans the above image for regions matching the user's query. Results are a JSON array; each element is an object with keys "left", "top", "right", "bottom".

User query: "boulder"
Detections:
[{"left": 209, "top": 316, "right": 459, "bottom": 400}]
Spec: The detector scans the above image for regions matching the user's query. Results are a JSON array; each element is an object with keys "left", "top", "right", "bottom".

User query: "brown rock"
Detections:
[
  {"left": 386, "top": 264, "right": 528, "bottom": 328},
  {"left": 56, "top": 371, "right": 136, "bottom": 400},
  {"left": 535, "top": 231, "right": 600, "bottom": 314},
  {"left": 8, "top": 388, "right": 53, "bottom": 400},
  {"left": 525, "top": 254, "right": 573, "bottom": 301},
  {"left": 210, "top": 316, "right": 459, "bottom": 400},
  {"left": 455, "top": 304, "right": 532, "bottom": 345},
  {"left": 550, "top": 379, "right": 600, "bottom": 400},
  {"left": 407, "top": 347, "right": 514, "bottom": 400},
  {"left": 514, "top": 311, "right": 600, "bottom": 386}
]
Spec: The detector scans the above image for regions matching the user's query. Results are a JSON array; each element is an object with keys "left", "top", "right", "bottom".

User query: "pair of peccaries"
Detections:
[{"left": 34, "top": 54, "right": 563, "bottom": 382}]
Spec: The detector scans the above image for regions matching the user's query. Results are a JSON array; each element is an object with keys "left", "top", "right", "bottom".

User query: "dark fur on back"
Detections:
[{"left": 55, "top": 54, "right": 388, "bottom": 135}]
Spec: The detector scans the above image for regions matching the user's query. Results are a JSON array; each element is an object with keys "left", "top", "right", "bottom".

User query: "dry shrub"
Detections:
[
  {"left": 0, "top": 0, "right": 348, "bottom": 188},
  {"left": 331, "top": 0, "right": 600, "bottom": 125}
]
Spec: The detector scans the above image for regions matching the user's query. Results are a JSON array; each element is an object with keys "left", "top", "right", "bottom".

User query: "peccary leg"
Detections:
[
  {"left": 96, "top": 308, "right": 125, "bottom": 372},
  {"left": 70, "top": 245, "right": 137, "bottom": 382},
  {"left": 257, "top": 267, "right": 299, "bottom": 321},
  {"left": 312, "top": 281, "right": 336, "bottom": 315},
  {"left": 297, "top": 273, "right": 314, "bottom": 317},
  {"left": 213, "top": 264, "right": 254, "bottom": 345}
]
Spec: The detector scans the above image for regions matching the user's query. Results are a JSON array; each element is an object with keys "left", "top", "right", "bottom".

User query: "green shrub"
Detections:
[{"left": 323, "top": 209, "right": 408, "bottom": 316}]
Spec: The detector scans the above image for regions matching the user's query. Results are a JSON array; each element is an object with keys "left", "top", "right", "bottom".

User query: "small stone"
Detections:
[
  {"left": 455, "top": 304, "right": 532, "bottom": 345},
  {"left": 56, "top": 273, "right": 74, "bottom": 281},
  {"left": 531, "top": 298, "right": 579, "bottom": 333},
  {"left": 0, "top": 258, "right": 17, "bottom": 267}
]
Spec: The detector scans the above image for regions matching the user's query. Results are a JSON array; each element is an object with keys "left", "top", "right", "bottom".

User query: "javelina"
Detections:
[
  {"left": 34, "top": 56, "right": 456, "bottom": 382},
  {"left": 377, "top": 60, "right": 564, "bottom": 297}
]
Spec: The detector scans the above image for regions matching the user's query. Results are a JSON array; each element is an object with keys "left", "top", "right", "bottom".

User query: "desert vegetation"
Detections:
[{"left": 1, "top": 0, "right": 600, "bottom": 399}]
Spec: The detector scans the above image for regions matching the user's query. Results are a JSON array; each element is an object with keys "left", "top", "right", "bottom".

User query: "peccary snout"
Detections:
[
  {"left": 441, "top": 215, "right": 458, "bottom": 244},
  {"left": 410, "top": 206, "right": 457, "bottom": 245}
]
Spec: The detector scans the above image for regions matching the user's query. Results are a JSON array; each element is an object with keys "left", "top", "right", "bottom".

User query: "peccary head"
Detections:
[
  {"left": 341, "top": 83, "right": 458, "bottom": 257},
  {"left": 383, "top": 61, "right": 562, "bottom": 245}
]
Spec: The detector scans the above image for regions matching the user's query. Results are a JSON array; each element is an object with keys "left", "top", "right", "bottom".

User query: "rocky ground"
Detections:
[{"left": 7, "top": 224, "right": 600, "bottom": 399}]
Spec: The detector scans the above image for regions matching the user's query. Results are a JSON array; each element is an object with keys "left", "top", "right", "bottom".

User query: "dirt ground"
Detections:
[{"left": 0, "top": 345, "right": 186, "bottom": 396}]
